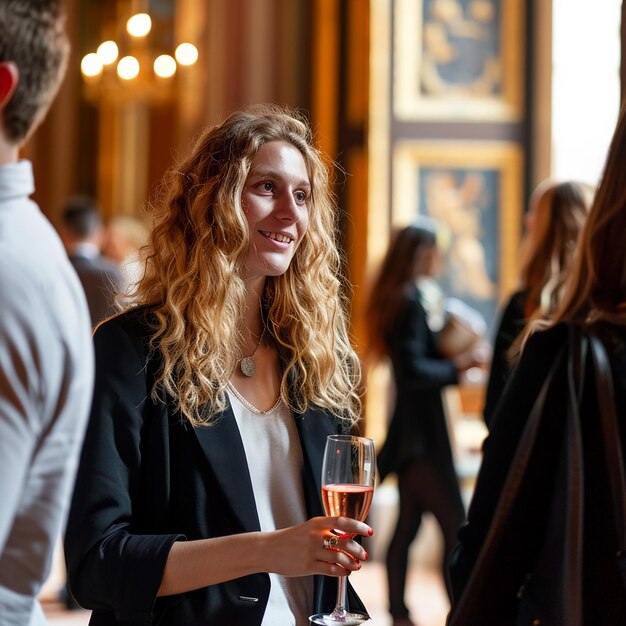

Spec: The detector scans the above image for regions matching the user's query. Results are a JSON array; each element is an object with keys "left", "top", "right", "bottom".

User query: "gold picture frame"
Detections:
[
  {"left": 393, "top": 140, "right": 524, "bottom": 329},
  {"left": 394, "top": 0, "right": 525, "bottom": 121}
]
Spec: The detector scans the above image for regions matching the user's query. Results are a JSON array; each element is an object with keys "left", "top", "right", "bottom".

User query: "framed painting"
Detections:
[
  {"left": 394, "top": 0, "right": 525, "bottom": 121},
  {"left": 393, "top": 141, "right": 524, "bottom": 331}
]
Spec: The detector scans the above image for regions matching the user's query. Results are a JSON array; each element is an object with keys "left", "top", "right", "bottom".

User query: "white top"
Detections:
[
  {"left": 416, "top": 275, "right": 446, "bottom": 331},
  {"left": 0, "top": 160, "right": 94, "bottom": 625},
  {"left": 226, "top": 387, "right": 314, "bottom": 626}
]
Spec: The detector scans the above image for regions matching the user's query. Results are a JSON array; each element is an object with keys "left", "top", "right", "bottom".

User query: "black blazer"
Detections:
[
  {"left": 377, "top": 284, "right": 459, "bottom": 483},
  {"left": 65, "top": 307, "right": 366, "bottom": 625}
]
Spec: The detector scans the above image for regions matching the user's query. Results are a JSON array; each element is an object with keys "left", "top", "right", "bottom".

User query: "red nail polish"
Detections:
[{"left": 368, "top": 529, "right": 374, "bottom": 536}]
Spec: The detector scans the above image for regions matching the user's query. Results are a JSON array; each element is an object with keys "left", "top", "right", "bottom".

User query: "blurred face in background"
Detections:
[
  {"left": 102, "top": 216, "right": 149, "bottom": 264},
  {"left": 524, "top": 183, "right": 553, "bottom": 251},
  {"left": 414, "top": 243, "right": 441, "bottom": 278}
]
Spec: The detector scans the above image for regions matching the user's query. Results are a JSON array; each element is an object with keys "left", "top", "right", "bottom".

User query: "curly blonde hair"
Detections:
[{"left": 135, "top": 104, "right": 361, "bottom": 427}]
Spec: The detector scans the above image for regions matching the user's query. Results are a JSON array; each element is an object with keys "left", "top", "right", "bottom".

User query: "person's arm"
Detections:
[
  {"left": 157, "top": 516, "right": 372, "bottom": 596},
  {"left": 448, "top": 323, "right": 568, "bottom": 601},
  {"left": 0, "top": 259, "right": 92, "bottom": 594}
]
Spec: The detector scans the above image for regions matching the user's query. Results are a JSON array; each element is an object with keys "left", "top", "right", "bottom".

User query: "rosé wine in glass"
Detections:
[{"left": 310, "top": 435, "right": 376, "bottom": 625}]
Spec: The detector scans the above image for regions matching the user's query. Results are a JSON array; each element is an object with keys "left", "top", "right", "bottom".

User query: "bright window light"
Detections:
[{"left": 552, "top": 0, "right": 621, "bottom": 186}]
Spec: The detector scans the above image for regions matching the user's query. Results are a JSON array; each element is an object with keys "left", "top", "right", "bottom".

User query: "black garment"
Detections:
[
  {"left": 483, "top": 289, "right": 527, "bottom": 428},
  {"left": 69, "top": 253, "right": 123, "bottom": 326},
  {"left": 64, "top": 307, "right": 366, "bottom": 625},
  {"left": 449, "top": 323, "right": 626, "bottom": 624},
  {"left": 377, "top": 284, "right": 465, "bottom": 618}
]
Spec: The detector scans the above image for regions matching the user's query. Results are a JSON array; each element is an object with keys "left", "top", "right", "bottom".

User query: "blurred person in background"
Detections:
[
  {"left": 482, "top": 180, "right": 592, "bottom": 428},
  {"left": 367, "top": 220, "right": 485, "bottom": 626},
  {"left": 0, "top": 1, "right": 94, "bottom": 624},
  {"left": 60, "top": 195, "right": 123, "bottom": 326},
  {"left": 102, "top": 213, "right": 149, "bottom": 298}
]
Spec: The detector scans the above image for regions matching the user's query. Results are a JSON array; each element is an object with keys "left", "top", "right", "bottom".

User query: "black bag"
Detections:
[{"left": 447, "top": 324, "right": 626, "bottom": 626}]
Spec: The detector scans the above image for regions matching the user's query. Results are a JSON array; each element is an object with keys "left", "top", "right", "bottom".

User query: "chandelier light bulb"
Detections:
[
  {"left": 117, "top": 56, "right": 140, "bottom": 80},
  {"left": 96, "top": 40, "right": 119, "bottom": 65},
  {"left": 126, "top": 13, "right": 152, "bottom": 37},
  {"left": 175, "top": 43, "right": 199, "bottom": 66},
  {"left": 81, "top": 53, "right": 103, "bottom": 77},
  {"left": 154, "top": 54, "right": 177, "bottom": 78}
]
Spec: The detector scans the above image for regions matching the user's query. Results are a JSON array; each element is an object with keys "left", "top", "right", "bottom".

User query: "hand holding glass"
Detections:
[{"left": 310, "top": 434, "right": 376, "bottom": 625}]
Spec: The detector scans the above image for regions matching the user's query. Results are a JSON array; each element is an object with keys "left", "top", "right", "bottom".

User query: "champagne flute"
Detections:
[{"left": 310, "top": 434, "right": 376, "bottom": 625}]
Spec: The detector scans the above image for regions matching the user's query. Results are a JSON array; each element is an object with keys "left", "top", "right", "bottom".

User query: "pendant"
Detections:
[{"left": 240, "top": 356, "right": 256, "bottom": 377}]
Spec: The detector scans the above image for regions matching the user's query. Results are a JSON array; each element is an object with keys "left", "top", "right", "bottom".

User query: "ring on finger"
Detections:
[{"left": 323, "top": 535, "right": 339, "bottom": 550}]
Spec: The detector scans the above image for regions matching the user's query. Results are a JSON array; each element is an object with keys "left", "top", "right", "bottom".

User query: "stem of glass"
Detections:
[{"left": 330, "top": 575, "right": 348, "bottom": 620}]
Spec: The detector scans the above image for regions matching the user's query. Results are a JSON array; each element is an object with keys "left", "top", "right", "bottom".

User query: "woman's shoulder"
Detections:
[
  {"left": 527, "top": 320, "right": 626, "bottom": 346},
  {"left": 95, "top": 305, "right": 157, "bottom": 337},
  {"left": 525, "top": 320, "right": 568, "bottom": 346},
  {"left": 509, "top": 322, "right": 571, "bottom": 378},
  {"left": 522, "top": 320, "right": 625, "bottom": 365},
  {"left": 93, "top": 305, "right": 159, "bottom": 359}
]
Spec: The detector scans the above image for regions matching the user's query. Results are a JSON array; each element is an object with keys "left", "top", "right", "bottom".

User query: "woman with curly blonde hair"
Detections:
[{"left": 65, "top": 104, "right": 371, "bottom": 626}]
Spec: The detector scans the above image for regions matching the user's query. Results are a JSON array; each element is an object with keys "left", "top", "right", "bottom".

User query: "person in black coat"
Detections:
[
  {"left": 64, "top": 105, "right": 372, "bottom": 626},
  {"left": 483, "top": 180, "right": 591, "bottom": 428},
  {"left": 59, "top": 195, "right": 123, "bottom": 326},
  {"left": 448, "top": 102, "right": 626, "bottom": 625},
  {"left": 367, "top": 221, "right": 483, "bottom": 626}
]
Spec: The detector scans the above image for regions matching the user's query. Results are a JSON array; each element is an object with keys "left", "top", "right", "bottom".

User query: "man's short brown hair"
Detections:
[{"left": 0, "top": 0, "right": 69, "bottom": 144}]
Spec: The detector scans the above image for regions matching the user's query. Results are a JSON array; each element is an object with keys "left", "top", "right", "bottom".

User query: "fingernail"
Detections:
[
  {"left": 364, "top": 550, "right": 368, "bottom": 560},
  {"left": 368, "top": 529, "right": 374, "bottom": 536}
]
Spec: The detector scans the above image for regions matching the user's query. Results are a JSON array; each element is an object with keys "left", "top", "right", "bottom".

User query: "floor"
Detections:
[
  {"left": 42, "top": 560, "right": 449, "bottom": 626},
  {"left": 351, "top": 561, "right": 450, "bottom": 626}
]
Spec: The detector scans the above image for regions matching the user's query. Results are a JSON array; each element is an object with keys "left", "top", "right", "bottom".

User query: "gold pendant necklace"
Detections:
[{"left": 239, "top": 321, "right": 266, "bottom": 377}]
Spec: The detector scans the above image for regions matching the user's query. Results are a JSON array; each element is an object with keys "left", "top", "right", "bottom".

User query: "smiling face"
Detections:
[{"left": 242, "top": 140, "right": 311, "bottom": 286}]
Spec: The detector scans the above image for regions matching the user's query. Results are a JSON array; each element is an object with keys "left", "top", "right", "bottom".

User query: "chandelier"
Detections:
[{"left": 80, "top": 1, "right": 198, "bottom": 105}]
